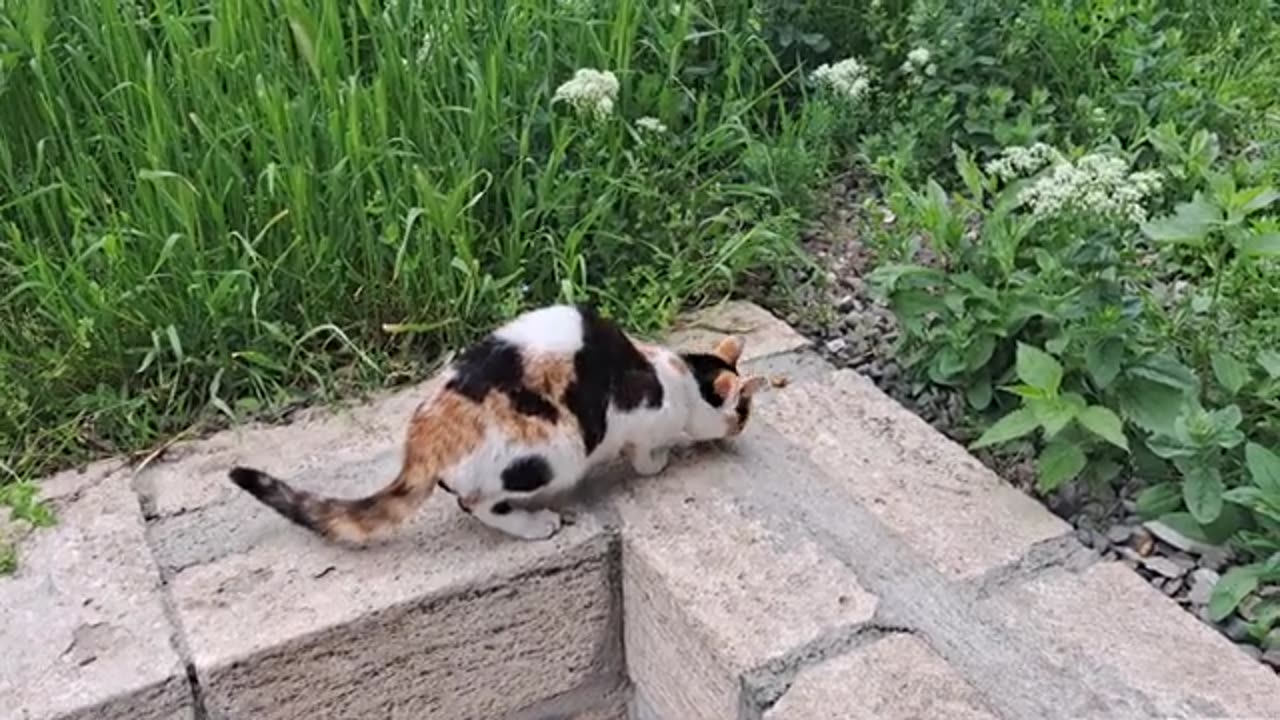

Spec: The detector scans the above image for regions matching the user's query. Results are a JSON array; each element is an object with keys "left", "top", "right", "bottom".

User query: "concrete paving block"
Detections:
[
  {"left": 612, "top": 445, "right": 877, "bottom": 720},
  {"left": 665, "top": 300, "right": 809, "bottom": 362},
  {"left": 0, "top": 468, "right": 192, "bottom": 720},
  {"left": 765, "top": 634, "right": 998, "bottom": 720},
  {"left": 152, "top": 443, "right": 618, "bottom": 720},
  {"left": 983, "top": 562, "right": 1280, "bottom": 718},
  {"left": 758, "top": 369, "right": 1068, "bottom": 579}
]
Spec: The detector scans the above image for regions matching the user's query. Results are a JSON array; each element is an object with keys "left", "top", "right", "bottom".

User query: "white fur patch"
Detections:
[{"left": 494, "top": 305, "right": 584, "bottom": 355}]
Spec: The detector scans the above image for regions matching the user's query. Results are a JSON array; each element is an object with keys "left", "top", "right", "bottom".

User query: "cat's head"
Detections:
[{"left": 680, "top": 335, "right": 768, "bottom": 440}]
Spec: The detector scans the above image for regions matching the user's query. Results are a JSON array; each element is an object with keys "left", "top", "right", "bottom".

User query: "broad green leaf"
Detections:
[
  {"left": 1135, "top": 483, "right": 1182, "bottom": 519},
  {"left": 1242, "top": 232, "right": 1280, "bottom": 257},
  {"left": 1258, "top": 350, "right": 1280, "bottom": 379},
  {"left": 1115, "top": 376, "right": 1186, "bottom": 435},
  {"left": 1246, "top": 443, "right": 1280, "bottom": 497},
  {"left": 1002, "top": 383, "right": 1048, "bottom": 400},
  {"left": 1029, "top": 393, "right": 1086, "bottom": 436},
  {"left": 964, "top": 335, "right": 996, "bottom": 371},
  {"left": 868, "top": 264, "right": 944, "bottom": 292},
  {"left": 1156, "top": 511, "right": 1216, "bottom": 543},
  {"left": 1085, "top": 337, "right": 1123, "bottom": 389},
  {"left": 1129, "top": 354, "right": 1199, "bottom": 392},
  {"left": 971, "top": 408, "right": 1040, "bottom": 449},
  {"left": 1208, "top": 566, "right": 1261, "bottom": 622},
  {"left": 1037, "top": 441, "right": 1087, "bottom": 493},
  {"left": 1182, "top": 463, "right": 1225, "bottom": 524},
  {"left": 1145, "top": 433, "right": 1196, "bottom": 459},
  {"left": 1223, "top": 486, "right": 1265, "bottom": 506},
  {"left": 1077, "top": 406, "right": 1129, "bottom": 451},
  {"left": 1141, "top": 194, "right": 1219, "bottom": 245},
  {"left": 1236, "top": 186, "right": 1280, "bottom": 214},
  {"left": 965, "top": 377, "right": 993, "bottom": 410},
  {"left": 1016, "top": 343, "right": 1063, "bottom": 394},
  {"left": 1211, "top": 351, "right": 1249, "bottom": 394}
]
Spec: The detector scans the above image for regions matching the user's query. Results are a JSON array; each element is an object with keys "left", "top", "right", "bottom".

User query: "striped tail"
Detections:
[{"left": 228, "top": 461, "right": 437, "bottom": 544}]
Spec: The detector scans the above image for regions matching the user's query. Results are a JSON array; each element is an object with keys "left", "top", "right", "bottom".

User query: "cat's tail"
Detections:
[{"left": 228, "top": 460, "right": 437, "bottom": 544}]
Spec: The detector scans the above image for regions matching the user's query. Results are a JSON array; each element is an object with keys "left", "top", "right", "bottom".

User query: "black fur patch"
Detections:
[
  {"left": 490, "top": 500, "right": 512, "bottom": 515},
  {"left": 563, "top": 305, "right": 664, "bottom": 454},
  {"left": 446, "top": 336, "right": 559, "bottom": 421},
  {"left": 681, "top": 353, "right": 737, "bottom": 408},
  {"left": 228, "top": 466, "right": 318, "bottom": 531},
  {"left": 501, "top": 455, "right": 553, "bottom": 493}
]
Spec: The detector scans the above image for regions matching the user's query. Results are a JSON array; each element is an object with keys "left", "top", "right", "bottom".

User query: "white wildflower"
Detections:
[
  {"left": 636, "top": 116, "right": 668, "bottom": 133},
  {"left": 907, "top": 47, "right": 931, "bottom": 66},
  {"left": 811, "top": 57, "right": 872, "bottom": 103},
  {"left": 553, "top": 68, "right": 620, "bottom": 120},
  {"left": 901, "top": 47, "right": 934, "bottom": 80},
  {"left": 983, "top": 143, "right": 1061, "bottom": 181},
  {"left": 925, "top": 63, "right": 937, "bottom": 77},
  {"left": 1018, "top": 153, "right": 1163, "bottom": 224}
]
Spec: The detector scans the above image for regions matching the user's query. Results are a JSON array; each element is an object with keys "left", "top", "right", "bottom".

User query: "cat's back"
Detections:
[{"left": 493, "top": 304, "right": 585, "bottom": 357}]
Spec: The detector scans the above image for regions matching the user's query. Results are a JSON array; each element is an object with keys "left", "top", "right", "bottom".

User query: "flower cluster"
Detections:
[
  {"left": 810, "top": 57, "right": 872, "bottom": 103},
  {"left": 983, "top": 143, "right": 1061, "bottom": 181},
  {"left": 901, "top": 47, "right": 937, "bottom": 79},
  {"left": 1018, "top": 153, "right": 1163, "bottom": 224},
  {"left": 636, "top": 116, "right": 669, "bottom": 134},
  {"left": 553, "top": 68, "right": 620, "bottom": 120}
]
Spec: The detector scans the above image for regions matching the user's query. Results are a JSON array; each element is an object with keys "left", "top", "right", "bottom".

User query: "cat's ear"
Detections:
[
  {"left": 713, "top": 335, "right": 746, "bottom": 365},
  {"left": 740, "top": 375, "right": 768, "bottom": 398}
]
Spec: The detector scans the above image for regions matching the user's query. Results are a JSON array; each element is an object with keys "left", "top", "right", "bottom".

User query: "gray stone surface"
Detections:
[
  {"left": 757, "top": 369, "right": 1069, "bottom": 579},
  {"left": 764, "top": 634, "right": 998, "bottom": 720},
  {"left": 982, "top": 562, "right": 1280, "bottom": 718},
  {"left": 164, "top": 462, "right": 617, "bottom": 718},
  {"left": 611, "top": 444, "right": 876, "bottom": 720},
  {"left": 665, "top": 300, "right": 809, "bottom": 362},
  {"left": 0, "top": 468, "right": 192, "bottom": 720}
]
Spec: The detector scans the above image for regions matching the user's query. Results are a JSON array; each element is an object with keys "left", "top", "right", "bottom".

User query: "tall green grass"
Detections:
[{"left": 0, "top": 0, "right": 832, "bottom": 492}]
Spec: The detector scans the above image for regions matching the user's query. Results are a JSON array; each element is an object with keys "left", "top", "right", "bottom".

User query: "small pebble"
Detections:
[
  {"left": 1106, "top": 525, "right": 1132, "bottom": 544},
  {"left": 1142, "top": 556, "right": 1184, "bottom": 579},
  {"left": 1239, "top": 643, "right": 1263, "bottom": 661},
  {"left": 1262, "top": 649, "right": 1280, "bottom": 671},
  {"left": 1169, "top": 552, "right": 1197, "bottom": 573},
  {"left": 825, "top": 337, "right": 848, "bottom": 354},
  {"left": 1198, "top": 547, "right": 1231, "bottom": 571},
  {"left": 1161, "top": 577, "right": 1183, "bottom": 597},
  {"left": 1222, "top": 617, "right": 1252, "bottom": 643},
  {"left": 1133, "top": 529, "right": 1155, "bottom": 557},
  {"left": 1187, "top": 568, "right": 1220, "bottom": 606},
  {"left": 769, "top": 375, "right": 789, "bottom": 388}
]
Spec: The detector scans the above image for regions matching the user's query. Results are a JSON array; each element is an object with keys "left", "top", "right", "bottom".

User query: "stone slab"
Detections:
[
  {"left": 758, "top": 369, "right": 1068, "bottom": 579},
  {"left": 665, "top": 300, "right": 809, "bottom": 362},
  {"left": 610, "top": 442, "right": 877, "bottom": 720},
  {"left": 983, "top": 562, "right": 1280, "bottom": 718},
  {"left": 0, "top": 468, "right": 192, "bottom": 720},
  {"left": 163, "top": 464, "right": 616, "bottom": 718},
  {"left": 764, "top": 634, "right": 998, "bottom": 720}
]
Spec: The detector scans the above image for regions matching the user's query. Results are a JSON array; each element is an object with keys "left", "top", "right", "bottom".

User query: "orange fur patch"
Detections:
[{"left": 712, "top": 371, "right": 737, "bottom": 401}]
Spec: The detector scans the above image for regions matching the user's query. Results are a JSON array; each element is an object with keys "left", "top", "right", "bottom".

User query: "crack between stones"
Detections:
[
  {"left": 738, "top": 616, "right": 919, "bottom": 719},
  {"left": 966, "top": 532, "right": 1101, "bottom": 600},
  {"left": 130, "top": 482, "right": 212, "bottom": 720}
]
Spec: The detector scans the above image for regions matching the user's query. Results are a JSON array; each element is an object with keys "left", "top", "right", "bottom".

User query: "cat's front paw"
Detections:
[{"left": 513, "top": 509, "right": 563, "bottom": 541}]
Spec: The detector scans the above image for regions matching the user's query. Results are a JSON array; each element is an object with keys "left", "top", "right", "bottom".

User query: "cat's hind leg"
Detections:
[
  {"left": 627, "top": 443, "right": 671, "bottom": 476},
  {"left": 472, "top": 499, "right": 562, "bottom": 540}
]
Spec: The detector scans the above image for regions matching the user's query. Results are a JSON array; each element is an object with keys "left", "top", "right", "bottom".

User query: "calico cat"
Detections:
[{"left": 228, "top": 304, "right": 767, "bottom": 543}]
